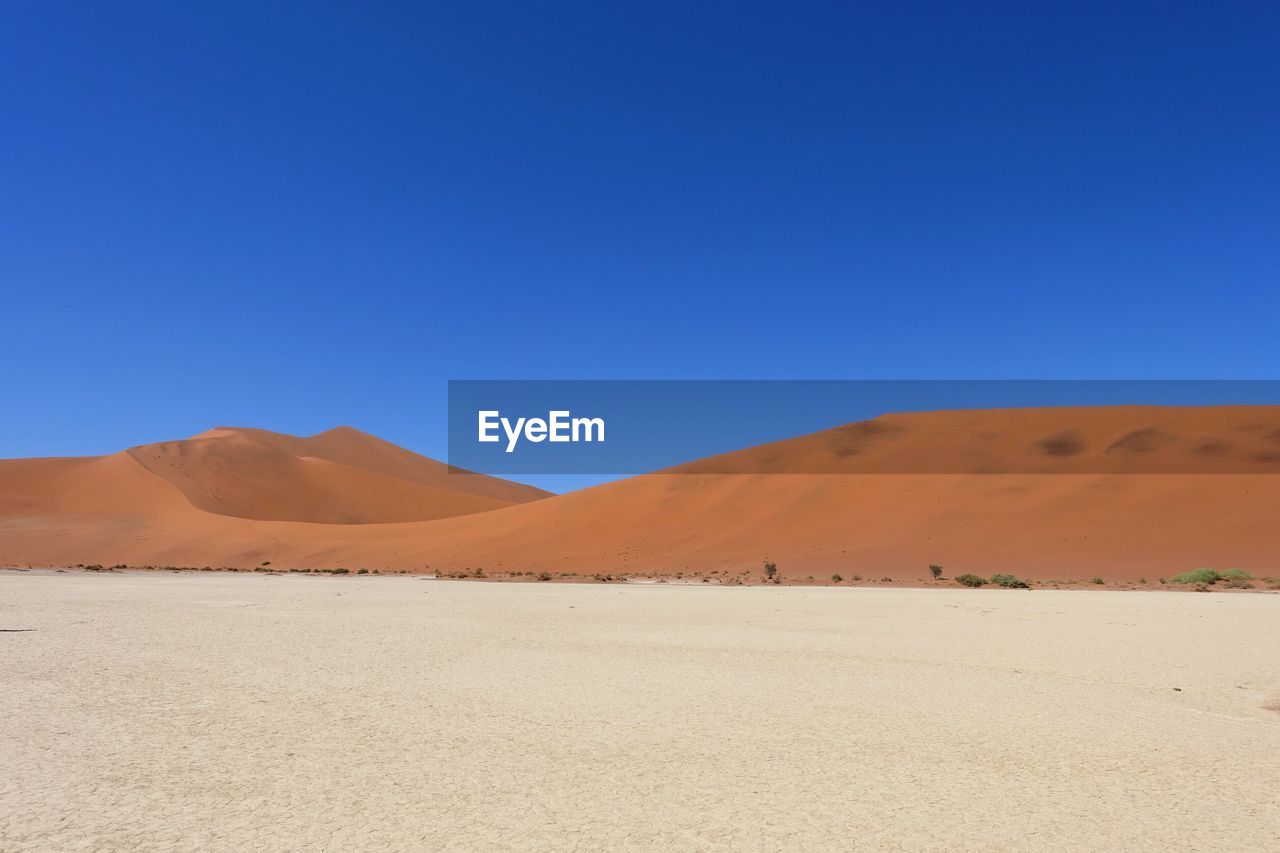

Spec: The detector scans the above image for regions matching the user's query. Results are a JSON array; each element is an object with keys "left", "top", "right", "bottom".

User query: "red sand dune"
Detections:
[
  {"left": 2, "top": 407, "right": 1279, "bottom": 579},
  {"left": 0, "top": 425, "right": 549, "bottom": 525}
]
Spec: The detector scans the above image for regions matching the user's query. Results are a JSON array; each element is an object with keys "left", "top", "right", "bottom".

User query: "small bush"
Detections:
[
  {"left": 1220, "top": 569, "right": 1252, "bottom": 580},
  {"left": 880, "top": 576, "right": 893, "bottom": 582},
  {"left": 1223, "top": 578, "right": 1254, "bottom": 589},
  {"left": 852, "top": 574, "right": 862, "bottom": 581},
  {"left": 1169, "top": 568, "right": 1221, "bottom": 585},
  {"left": 1091, "top": 577, "right": 1105, "bottom": 585},
  {"left": 537, "top": 572, "right": 552, "bottom": 582},
  {"left": 955, "top": 574, "right": 985, "bottom": 588},
  {"left": 929, "top": 564, "right": 943, "bottom": 579},
  {"left": 357, "top": 568, "right": 368, "bottom": 575},
  {"left": 332, "top": 567, "right": 349, "bottom": 575},
  {"left": 831, "top": 574, "right": 843, "bottom": 583},
  {"left": 762, "top": 561, "right": 778, "bottom": 581},
  {"left": 989, "top": 573, "right": 1030, "bottom": 589}
]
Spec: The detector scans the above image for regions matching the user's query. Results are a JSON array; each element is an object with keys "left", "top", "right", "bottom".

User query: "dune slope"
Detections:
[
  {"left": 2, "top": 407, "right": 1279, "bottom": 578},
  {"left": 0, "top": 426, "right": 549, "bottom": 525}
]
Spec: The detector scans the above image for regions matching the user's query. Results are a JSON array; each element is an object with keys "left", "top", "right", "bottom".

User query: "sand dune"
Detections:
[
  {"left": 2, "top": 407, "right": 1280, "bottom": 578},
  {"left": 676, "top": 405, "right": 1280, "bottom": 474},
  {"left": 0, "top": 425, "right": 548, "bottom": 525}
]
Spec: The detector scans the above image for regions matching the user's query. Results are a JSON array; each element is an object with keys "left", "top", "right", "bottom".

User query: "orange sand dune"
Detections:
[
  {"left": 2, "top": 407, "right": 1279, "bottom": 579},
  {"left": 676, "top": 405, "right": 1280, "bottom": 474},
  {"left": 0, "top": 426, "right": 549, "bottom": 525}
]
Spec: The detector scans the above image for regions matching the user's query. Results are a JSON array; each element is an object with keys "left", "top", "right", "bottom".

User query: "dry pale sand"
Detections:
[{"left": 2, "top": 572, "right": 1278, "bottom": 852}]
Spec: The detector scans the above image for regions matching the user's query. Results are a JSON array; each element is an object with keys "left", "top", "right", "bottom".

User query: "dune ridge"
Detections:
[
  {"left": 1, "top": 426, "right": 549, "bottom": 525},
  {"left": 2, "top": 406, "right": 1280, "bottom": 578}
]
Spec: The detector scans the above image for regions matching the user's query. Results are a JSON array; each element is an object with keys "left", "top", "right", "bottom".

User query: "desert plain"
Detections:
[{"left": 2, "top": 570, "right": 1278, "bottom": 851}]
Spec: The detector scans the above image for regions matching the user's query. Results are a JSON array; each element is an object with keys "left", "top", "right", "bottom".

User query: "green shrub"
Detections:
[
  {"left": 1169, "top": 568, "right": 1221, "bottom": 585},
  {"left": 955, "top": 574, "right": 985, "bottom": 588},
  {"left": 1220, "top": 569, "right": 1252, "bottom": 580},
  {"left": 1223, "top": 578, "right": 1254, "bottom": 589},
  {"left": 989, "top": 573, "right": 1030, "bottom": 589}
]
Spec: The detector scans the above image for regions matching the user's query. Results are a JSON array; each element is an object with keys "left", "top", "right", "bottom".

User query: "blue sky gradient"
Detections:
[{"left": 2, "top": 2, "right": 1277, "bottom": 490}]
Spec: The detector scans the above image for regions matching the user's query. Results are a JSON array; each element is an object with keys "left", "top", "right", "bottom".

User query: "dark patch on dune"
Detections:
[
  {"left": 1191, "top": 441, "right": 1229, "bottom": 456},
  {"left": 1035, "top": 430, "right": 1086, "bottom": 458},
  {"left": 827, "top": 420, "right": 906, "bottom": 458},
  {"left": 1263, "top": 427, "right": 1280, "bottom": 445},
  {"left": 1255, "top": 452, "right": 1280, "bottom": 464},
  {"left": 1105, "top": 427, "right": 1174, "bottom": 455}
]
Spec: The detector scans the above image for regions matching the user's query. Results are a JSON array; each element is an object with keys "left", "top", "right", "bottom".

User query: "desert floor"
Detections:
[{"left": 2, "top": 572, "right": 1278, "bottom": 851}]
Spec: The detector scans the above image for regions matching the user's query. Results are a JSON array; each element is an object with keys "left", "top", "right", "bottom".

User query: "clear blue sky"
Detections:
[{"left": 3, "top": 2, "right": 1277, "bottom": 491}]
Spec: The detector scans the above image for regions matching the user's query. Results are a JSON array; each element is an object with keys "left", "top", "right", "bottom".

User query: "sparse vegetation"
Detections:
[
  {"left": 955, "top": 574, "right": 985, "bottom": 588},
  {"left": 1169, "top": 569, "right": 1225, "bottom": 585},
  {"left": 831, "top": 574, "right": 843, "bottom": 583},
  {"left": 1220, "top": 569, "right": 1253, "bottom": 580},
  {"left": 762, "top": 561, "right": 778, "bottom": 582},
  {"left": 357, "top": 568, "right": 369, "bottom": 575},
  {"left": 1091, "top": 577, "right": 1105, "bottom": 585},
  {"left": 332, "top": 567, "right": 349, "bottom": 574},
  {"left": 929, "top": 564, "right": 943, "bottom": 580},
  {"left": 989, "top": 573, "right": 1030, "bottom": 589},
  {"left": 1223, "top": 578, "right": 1254, "bottom": 589},
  {"left": 537, "top": 572, "right": 552, "bottom": 582}
]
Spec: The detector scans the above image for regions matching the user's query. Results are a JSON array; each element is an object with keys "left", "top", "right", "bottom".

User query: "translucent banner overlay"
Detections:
[{"left": 447, "top": 380, "right": 1280, "bottom": 475}]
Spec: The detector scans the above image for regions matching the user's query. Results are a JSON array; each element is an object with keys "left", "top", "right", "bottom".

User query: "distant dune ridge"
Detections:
[
  {"left": 2, "top": 407, "right": 1279, "bottom": 578},
  {"left": 0, "top": 426, "right": 550, "bottom": 525}
]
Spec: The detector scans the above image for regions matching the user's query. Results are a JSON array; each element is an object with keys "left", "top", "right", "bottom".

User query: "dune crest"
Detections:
[
  {"left": 2, "top": 406, "right": 1280, "bottom": 577},
  {"left": 2, "top": 426, "right": 549, "bottom": 526}
]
